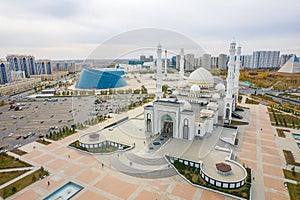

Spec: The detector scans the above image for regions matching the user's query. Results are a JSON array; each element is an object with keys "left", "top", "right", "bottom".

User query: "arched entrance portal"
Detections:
[{"left": 161, "top": 114, "right": 173, "bottom": 135}]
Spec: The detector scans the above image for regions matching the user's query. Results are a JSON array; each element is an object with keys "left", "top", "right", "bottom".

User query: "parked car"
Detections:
[
  {"left": 16, "top": 135, "right": 21, "bottom": 140},
  {"left": 13, "top": 144, "right": 21, "bottom": 149}
]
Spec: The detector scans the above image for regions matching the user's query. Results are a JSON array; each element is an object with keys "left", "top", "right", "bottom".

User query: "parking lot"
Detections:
[{"left": 0, "top": 96, "right": 95, "bottom": 150}]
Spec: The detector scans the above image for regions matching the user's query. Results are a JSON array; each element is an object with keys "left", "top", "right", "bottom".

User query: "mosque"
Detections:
[{"left": 144, "top": 40, "right": 242, "bottom": 140}]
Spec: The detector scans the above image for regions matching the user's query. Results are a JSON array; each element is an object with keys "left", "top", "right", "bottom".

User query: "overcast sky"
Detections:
[{"left": 0, "top": 0, "right": 299, "bottom": 59}]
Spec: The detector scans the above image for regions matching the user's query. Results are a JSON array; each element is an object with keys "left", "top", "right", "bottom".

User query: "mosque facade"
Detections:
[{"left": 144, "top": 40, "right": 241, "bottom": 140}]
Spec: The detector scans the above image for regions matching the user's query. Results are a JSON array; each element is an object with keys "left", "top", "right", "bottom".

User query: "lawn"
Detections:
[
  {"left": 35, "top": 139, "right": 51, "bottom": 145},
  {"left": 245, "top": 98, "right": 259, "bottom": 105},
  {"left": 283, "top": 169, "right": 300, "bottom": 182},
  {"left": 0, "top": 153, "right": 31, "bottom": 169},
  {"left": 0, "top": 167, "right": 49, "bottom": 199},
  {"left": 10, "top": 149, "right": 27, "bottom": 156},
  {"left": 0, "top": 170, "right": 30, "bottom": 185},
  {"left": 231, "top": 120, "right": 249, "bottom": 126},
  {"left": 269, "top": 108, "right": 300, "bottom": 128},
  {"left": 283, "top": 150, "right": 300, "bottom": 167},
  {"left": 276, "top": 128, "right": 290, "bottom": 138},
  {"left": 287, "top": 182, "right": 300, "bottom": 200}
]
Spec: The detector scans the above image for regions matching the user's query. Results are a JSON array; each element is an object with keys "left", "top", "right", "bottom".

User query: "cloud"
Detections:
[{"left": 0, "top": 0, "right": 299, "bottom": 59}]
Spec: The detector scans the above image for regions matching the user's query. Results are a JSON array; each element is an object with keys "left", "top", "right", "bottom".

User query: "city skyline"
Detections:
[{"left": 0, "top": 0, "right": 299, "bottom": 59}]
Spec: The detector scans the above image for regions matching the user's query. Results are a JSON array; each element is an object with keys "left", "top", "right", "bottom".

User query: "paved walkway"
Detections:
[{"left": 237, "top": 100, "right": 289, "bottom": 200}]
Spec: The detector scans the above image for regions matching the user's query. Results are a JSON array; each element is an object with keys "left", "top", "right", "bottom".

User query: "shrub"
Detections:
[{"left": 11, "top": 187, "right": 17, "bottom": 194}]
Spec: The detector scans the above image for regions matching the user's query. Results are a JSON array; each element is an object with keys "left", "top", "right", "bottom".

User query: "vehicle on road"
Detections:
[
  {"left": 8, "top": 133, "right": 13, "bottom": 137},
  {"left": 30, "top": 132, "right": 36, "bottom": 136},
  {"left": 16, "top": 135, "right": 21, "bottom": 140},
  {"left": 13, "top": 144, "right": 21, "bottom": 149}
]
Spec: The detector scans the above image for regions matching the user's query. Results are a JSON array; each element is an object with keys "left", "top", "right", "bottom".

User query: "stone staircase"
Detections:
[{"left": 110, "top": 152, "right": 176, "bottom": 179}]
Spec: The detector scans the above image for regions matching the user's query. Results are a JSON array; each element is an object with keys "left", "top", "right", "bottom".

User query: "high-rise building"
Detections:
[
  {"left": 140, "top": 55, "right": 146, "bottom": 61},
  {"left": 194, "top": 57, "right": 201, "bottom": 68},
  {"left": 185, "top": 54, "right": 194, "bottom": 71},
  {"left": 0, "top": 61, "right": 11, "bottom": 84},
  {"left": 36, "top": 60, "right": 52, "bottom": 75},
  {"left": 6, "top": 55, "right": 36, "bottom": 77},
  {"left": 171, "top": 56, "right": 176, "bottom": 67},
  {"left": 211, "top": 56, "right": 218, "bottom": 69},
  {"left": 252, "top": 51, "right": 280, "bottom": 69},
  {"left": 218, "top": 54, "right": 227, "bottom": 70},
  {"left": 149, "top": 55, "right": 154, "bottom": 62},
  {"left": 279, "top": 54, "right": 295, "bottom": 67},
  {"left": 241, "top": 55, "right": 252, "bottom": 68},
  {"left": 201, "top": 54, "right": 211, "bottom": 70}
]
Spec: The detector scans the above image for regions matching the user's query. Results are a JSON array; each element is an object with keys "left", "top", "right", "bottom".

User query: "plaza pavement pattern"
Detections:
[
  {"left": 4, "top": 103, "right": 290, "bottom": 200},
  {"left": 6, "top": 127, "right": 236, "bottom": 200},
  {"left": 237, "top": 104, "right": 289, "bottom": 200}
]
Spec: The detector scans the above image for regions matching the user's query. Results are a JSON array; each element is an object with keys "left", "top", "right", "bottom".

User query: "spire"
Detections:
[{"left": 156, "top": 42, "right": 163, "bottom": 99}]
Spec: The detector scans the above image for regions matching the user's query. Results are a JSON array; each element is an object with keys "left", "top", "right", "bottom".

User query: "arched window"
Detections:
[
  {"left": 225, "top": 108, "right": 230, "bottom": 119},
  {"left": 183, "top": 118, "right": 189, "bottom": 139},
  {"left": 146, "top": 113, "right": 151, "bottom": 132}
]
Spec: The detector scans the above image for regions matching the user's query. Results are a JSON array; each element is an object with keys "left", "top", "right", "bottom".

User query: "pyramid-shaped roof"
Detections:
[{"left": 278, "top": 55, "right": 300, "bottom": 73}]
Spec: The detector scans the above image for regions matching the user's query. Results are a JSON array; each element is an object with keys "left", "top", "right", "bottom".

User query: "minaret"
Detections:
[
  {"left": 233, "top": 44, "right": 241, "bottom": 110},
  {"left": 156, "top": 43, "right": 163, "bottom": 99},
  {"left": 164, "top": 49, "right": 168, "bottom": 77},
  {"left": 223, "top": 39, "right": 236, "bottom": 124},
  {"left": 179, "top": 48, "right": 184, "bottom": 82}
]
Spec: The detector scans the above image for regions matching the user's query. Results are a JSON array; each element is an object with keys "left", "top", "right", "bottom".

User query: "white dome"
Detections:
[
  {"left": 190, "top": 84, "right": 201, "bottom": 93},
  {"left": 180, "top": 100, "right": 192, "bottom": 110},
  {"left": 188, "top": 67, "right": 214, "bottom": 86},
  {"left": 212, "top": 93, "right": 220, "bottom": 99},
  {"left": 215, "top": 83, "right": 225, "bottom": 91},
  {"left": 177, "top": 81, "right": 188, "bottom": 88}
]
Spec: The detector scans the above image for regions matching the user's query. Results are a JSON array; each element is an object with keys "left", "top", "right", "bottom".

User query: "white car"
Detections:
[
  {"left": 13, "top": 144, "right": 21, "bottom": 149},
  {"left": 8, "top": 133, "right": 14, "bottom": 137}
]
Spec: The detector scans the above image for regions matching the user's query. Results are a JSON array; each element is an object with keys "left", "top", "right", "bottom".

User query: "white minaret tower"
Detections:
[
  {"left": 223, "top": 39, "right": 236, "bottom": 124},
  {"left": 179, "top": 48, "right": 184, "bottom": 82},
  {"left": 156, "top": 43, "right": 163, "bottom": 99},
  {"left": 164, "top": 49, "right": 168, "bottom": 77},
  {"left": 233, "top": 44, "right": 241, "bottom": 109}
]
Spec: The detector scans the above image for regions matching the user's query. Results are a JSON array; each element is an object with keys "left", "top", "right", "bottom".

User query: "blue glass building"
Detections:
[{"left": 76, "top": 68, "right": 127, "bottom": 89}]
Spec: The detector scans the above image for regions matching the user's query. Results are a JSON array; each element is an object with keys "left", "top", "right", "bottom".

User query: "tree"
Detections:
[{"left": 162, "top": 85, "right": 169, "bottom": 93}]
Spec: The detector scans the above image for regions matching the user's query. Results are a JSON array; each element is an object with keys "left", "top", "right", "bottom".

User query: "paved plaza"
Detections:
[
  {"left": 3, "top": 101, "right": 293, "bottom": 200},
  {"left": 237, "top": 103, "right": 289, "bottom": 200}
]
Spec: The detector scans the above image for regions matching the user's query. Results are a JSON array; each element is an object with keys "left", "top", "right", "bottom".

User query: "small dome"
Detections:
[
  {"left": 188, "top": 67, "right": 214, "bottom": 87},
  {"left": 215, "top": 83, "right": 225, "bottom": 91},
  {"left": 212, "top": 93, "right": 220, "bottom": 99},
  {"left": 190, "top": 84, "right": 201, "bottom": 93},
  {"left": 177, "top": 81, "right": 188, "bottom": 88},
  {"left": 180, "top": 100, "right": 192, "bottom": 110}
]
